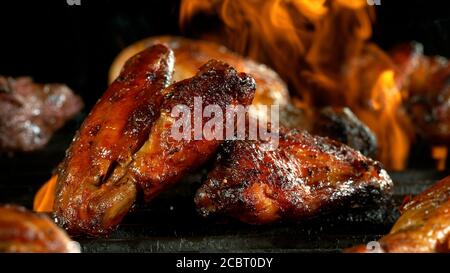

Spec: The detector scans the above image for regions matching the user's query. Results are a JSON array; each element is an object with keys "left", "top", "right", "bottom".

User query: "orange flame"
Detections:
[
  {"left": 180, "top": 0, "right": 412, "bottom": 170},
  {"left": 356, "top": 70, "right": 411, "bottom": 170},
  {"left": 33, "top": 175, "right": 57, "bottom": 213}
]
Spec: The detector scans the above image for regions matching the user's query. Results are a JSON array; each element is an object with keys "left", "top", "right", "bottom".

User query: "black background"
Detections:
[{"left": 0, "top": 0, "right": 449, "bottom": 109}]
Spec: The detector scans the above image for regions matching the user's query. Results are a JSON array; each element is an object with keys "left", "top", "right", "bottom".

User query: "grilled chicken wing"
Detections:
[
  {"left": 0, "top": 205, "right": 79, "bottom": 253},
  {"left": 55, "top": 44, "right": 256, "bottom": 235},
  {"left": 109, "top": 36, "right": 289, "bottom": 117},
  {"left": 347, "top": 175, "right": 450, "bottom": 253},
  {"left": 123, "top": 60, "right": 255, "bottom": 202},
  {"left": 195, "top": 128, "right": 392, "bottom": 224},
  {"left": 55, "top": 44, "right": 175, "bottom": 235}
]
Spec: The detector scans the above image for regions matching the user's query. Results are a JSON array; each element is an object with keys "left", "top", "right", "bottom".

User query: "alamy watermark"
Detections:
[
  {"left": 170, "top": 97, "right": 280, "bottom": 150},
  {"left": 367, "top": 0, "right": 381, "bottom": 6},
  {"left": 66, "top": 0, "right": 81, "bottom": 6}
]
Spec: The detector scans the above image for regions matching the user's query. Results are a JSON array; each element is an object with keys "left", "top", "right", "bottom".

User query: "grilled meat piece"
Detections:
[
  {"left": 109, "top": 36, "right": 289, "bottom": 119},
  {"left": 347, "top": 175, "right": 450, "bottom": 253},
  {"left": 391, "top": 42, "right": 450, "bottom": 144},
  {"left": 0, "top": 76, "right": 83, "bottom": 152},
  {"left": 55, "top": 44, "right": 175, "bottom": 235},
  {"left": 123, "top": 60, "right": 255, "bottom": 202},
  {"left": 195, "top": 128, "right": 392, "bottom": 224},
  {"left": 0, "top": 205, "right": 79, "bottom": 253},
  {"left": 55, "top": 44, "right": 256, "bottom": 235},
  {"left": 280, "top": 103, "right": 377, "bottom": 157}
]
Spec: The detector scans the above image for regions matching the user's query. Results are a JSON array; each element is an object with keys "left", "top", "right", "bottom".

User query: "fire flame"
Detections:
[
  {"left": 34, "top": 175, "right": 57, "bottom": 212},
  {"left": 180, "top": 0, "right": 412, "bottom": 170}
]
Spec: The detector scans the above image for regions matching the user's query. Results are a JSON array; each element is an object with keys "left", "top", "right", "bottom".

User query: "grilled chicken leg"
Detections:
[
  {"left": 55, "top": 44, "right": 256, "bottom": 235},
  {"left": 195, "top": 128, "right": 393, "bottom": 224}
]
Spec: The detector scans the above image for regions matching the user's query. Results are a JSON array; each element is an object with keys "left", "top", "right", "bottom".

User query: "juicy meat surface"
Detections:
[
  {"left": 0, "top": 76, "right": 83, "bottom": 152},
  {"left": 109, "top": 36, "right": 289, "bottom": 116},
  {"left": 195, "top": 128, "right": 393, "bottom": 224},
  {"left": 55, "top": 44, "right": 256, "bottom": 235},
  {"left": 124, "top": 60, "right": 255, "bottom": 202},
  {"left": 55, "top": 44, "right": 175, "bottom": 235},
  {"left": 347, "top": 175, "right": 450, "bottom": 253},
  {"left": 0, "top": 205, "right": 79, "bottom": 253}
]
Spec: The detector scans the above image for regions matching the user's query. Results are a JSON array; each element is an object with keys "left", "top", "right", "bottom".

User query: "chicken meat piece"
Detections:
[
  {"left": 347, "top": 175, "right": 450, "bottom": 253},
  {"left": 195, "top": 128, "right": 393, "bottom": 224},
  {"left": 0, "top": 76, "right": 83, "bottom": 152},
  {"left": 0, "top": 205, "right": 79, "bottom": 253},
  {"left": 391, "top": 42, "right": 450, "bottom": 144},
  {"left": 109, "top": 36, "right": 289, "bottom": 118},
  {"left": 55, "top": 44, "right": 256, "bottom": 235}
]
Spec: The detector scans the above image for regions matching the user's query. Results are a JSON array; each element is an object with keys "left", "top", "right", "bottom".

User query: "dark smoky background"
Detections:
[{"left": 0, "top": 0, "right": 449, "bottom": 109}]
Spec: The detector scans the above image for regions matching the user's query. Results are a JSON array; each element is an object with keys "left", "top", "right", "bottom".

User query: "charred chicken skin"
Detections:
[
  {"left": 195, "top": 128, "right": 393, "bottom": 224},
  {"left": 0, "top": 205, "right": 79, "bottom": 253},
  {"left": 347, "top": 175, "right": 450, "bottom": 253},
  {"left": 55, "top": 44, "right": 256, "bottom": 235}
]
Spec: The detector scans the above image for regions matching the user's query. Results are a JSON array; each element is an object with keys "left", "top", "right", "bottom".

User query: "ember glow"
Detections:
[{"left": 180, "top": 0, "right": 413, "bottom": 170}]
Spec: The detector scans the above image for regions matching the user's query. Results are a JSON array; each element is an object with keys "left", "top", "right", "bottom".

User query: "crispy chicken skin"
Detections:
[
  {"left": 55, "top": 44, "right": 175, "bottom": 235},
  {"left": 109, "top": 36, "right": 289, "bottom": 113},
  {"left": 0, "top": 205, "right": 79, "bottom": 253},
  {"left": 195, "top": 129, "right": 393, "bottom": 224},
  {"left": 55, "top": 44, "right": 256, "bottom": 235},
  {"left": 347, "top": 176, "right": 450, "bottom": 253}
]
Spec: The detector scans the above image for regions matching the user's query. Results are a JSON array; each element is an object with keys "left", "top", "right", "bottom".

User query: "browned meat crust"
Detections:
[
  {"left": 55, "top": 44, "right": 256, "bottom": 236},
  {"left": 195, "top": 128, "right": 392, "bottom": 224},
  {"left": 55, "top": 44, "right": 175, "bottom": 235}
]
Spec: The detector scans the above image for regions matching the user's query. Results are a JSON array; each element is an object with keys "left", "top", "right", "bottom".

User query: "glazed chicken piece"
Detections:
[
  {"left": 347, "top": 175, "right": 450, "bottom": 253},
  {"left": 55, "top": 44, "right": 256, "bottom": 235},
  {"left": 0, "top": 205, "right": 79, "bottom": 253},
  {"left": 0, "top": 76, "right": 83, "bottom": 152},
  {"left": 195, "top": 128, "right": 393, "bottom": 224},
  {"left": 391, "top": 42, "right": 450, "bottom": 144},
  {"left": 55, "top": 44, "right": 175, "bottom": 235},
  {"left": 109, "top": 36, "right": 290, "bottom": 118}
]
